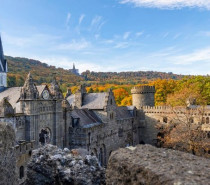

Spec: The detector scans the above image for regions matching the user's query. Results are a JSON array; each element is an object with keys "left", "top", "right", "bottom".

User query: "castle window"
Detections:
[
  {"left": 118, "top": 128, "right": 123, "bottom": 137},
  {"left": 110, "top": 99, "right": 113, "bottom": 105},
  {"left": 88, "top": 132, "right": 91, "bottom": 145},
  {"left": 163, "top": 117, "right": 167, "bottom": 123},
  {"left": 110, "top": 112, "right": 114, "bottom": 120},
  {"left": 189, "top": 117, "right": 194, "bottom": 123},
  {"left": 72, "top": 117, "right": 79, "bottom": 127},
  {"left": 19, "top": 166, "right": 24, "bottom": 179},
  {"left": 206, "top": 117, "right": 209, "bottom": 124}
]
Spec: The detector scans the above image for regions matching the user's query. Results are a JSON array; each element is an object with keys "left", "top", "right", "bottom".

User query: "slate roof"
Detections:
[
  {"left": 0, "top": 87, "right": 21, "bottom": 108},
  {"left": 0, "top": 85, "right": 48, "bottom": 109},
  {"left": 116, "top": 106, "right": 134, "bottom": 120},
  {"left": 67, "top": 93, "right": 107, "bottom": 110},
  {"left": 0, "top": 36, "right": 7, "bottom": 72},
  {"left": 71, "top": 109, "right": 102, "bottom": 128}
]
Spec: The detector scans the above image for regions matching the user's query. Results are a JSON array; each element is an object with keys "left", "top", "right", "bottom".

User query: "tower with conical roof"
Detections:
[{"left": 0, "top": 35, "right": 7, "bottom": 91}]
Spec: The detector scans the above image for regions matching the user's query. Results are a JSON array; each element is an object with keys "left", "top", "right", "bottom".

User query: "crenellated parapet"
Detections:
[
  {"left": 131, "top": 86, "right": 155, "bottom": 94},
  {"left": 131, "top": 86, "right": 155, "bottom": 109}
]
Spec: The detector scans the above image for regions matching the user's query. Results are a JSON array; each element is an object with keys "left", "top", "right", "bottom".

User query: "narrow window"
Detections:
[
  {"left": 19, "top": 166, "right": 24, "bottom": 179},
  {"left": 206, "top": 117, "right": 209, "bottom": 124},
  {"left": 163, "top": 117, "right": 168, "bottom": 123}
]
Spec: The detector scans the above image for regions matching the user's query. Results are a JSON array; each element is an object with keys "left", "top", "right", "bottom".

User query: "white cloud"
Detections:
[
  {"left": 90, "top": 15, "right": 106, "bottom": 32},
  {"left": 173, "top": 33, "right": 182, "bottom": 40},
  {"left": 123, "top": 32, "right": 131, "bottom": 40},
  {"left": 120, "top": 0, "right": 210, "bottom": 9},
  {"left": 57, "top": 39, "right": 90, "bottom": 51},
  {"left": 114, "top": 42, "right": 129, "bottom": 48},
  {"left": 2, "top": 32, "right": 61, "bottom": 47},
  {"left": 66, "top": 13, "right": 71, "bottom": 29},
  {"left": 79, "top": 14, "right": 85, "bottom": 25},
  {"left": 170, "top": 47, "right": 210, "bottom": 65},
  {"left": 163, "top": 32, "right": 169, "bottom": 38},
  {"left": 136, "top": 32, "right": 144, "bottom": 37}
]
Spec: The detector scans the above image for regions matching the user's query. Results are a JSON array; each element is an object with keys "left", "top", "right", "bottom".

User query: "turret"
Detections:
[
  {"left": 0, "top": 35, "right": 7, "bottom": 91},
  {"left": 49, "top": 76, "right": 63, "bottom": 99},
  {"left": 20, "top": 72, "right": 39, "bottom": 100},
  {"left": 131, "top": 86, "right": 155, "bottom": 109}
]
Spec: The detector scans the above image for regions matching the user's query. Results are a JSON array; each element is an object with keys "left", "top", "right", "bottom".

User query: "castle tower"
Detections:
[
  {"left": 0, "top": 35, "right": 7, "bottom": 92},
  {"left": 131, "top": 86, "right": 155, "bottom": 109}
]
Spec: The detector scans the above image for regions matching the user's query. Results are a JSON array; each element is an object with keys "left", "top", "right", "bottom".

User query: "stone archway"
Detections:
[{"left": 39, "top": 127, "right": 51, "bottom": 146}]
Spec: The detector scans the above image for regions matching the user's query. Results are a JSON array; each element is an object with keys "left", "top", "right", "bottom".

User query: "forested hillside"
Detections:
[
  {"left": 82, "top": 70, "right": 183, "bottom": 84},
  {"left": 6, "top": 56, "right": 183, "bottom": 87},
  {"left": 6, "top": 56, "right": 209, "bottom": 106},
  {"left": 6, "top": 56, "right": 83, "bottom": 88}
]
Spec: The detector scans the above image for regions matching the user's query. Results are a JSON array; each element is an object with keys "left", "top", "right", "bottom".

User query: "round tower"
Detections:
[{"left": 131, "top": 86, "right": 155, "bottom": 109}]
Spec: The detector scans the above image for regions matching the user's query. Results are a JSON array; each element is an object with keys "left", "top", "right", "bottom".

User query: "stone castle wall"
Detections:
[{"left": 0, "top": 122, "right": 17, "bottom": 185}]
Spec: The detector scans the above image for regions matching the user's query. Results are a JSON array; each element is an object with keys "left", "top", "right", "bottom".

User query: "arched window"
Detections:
[
  {"left": 163, "top": 117, "right": 167, "bottom": 123},
  {"left": 189, "top": 117, "right": 194, "bottom": 123},
  {"left": 110, "top": 99, "right": 113, "bottom": 105},
  {"left": 206, "top": 117, "right": 209, "bottom": 124},
  {"left": 19, "top": 166, "right": 24, "bottom": 179}
]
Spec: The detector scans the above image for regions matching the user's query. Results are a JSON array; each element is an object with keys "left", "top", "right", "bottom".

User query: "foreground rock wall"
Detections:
[
  {"left": 0, "top": 122, "right": 16, "bottom": 185},
  {"left": 106, "top": 144, "right": 210, "bottom": 185}
]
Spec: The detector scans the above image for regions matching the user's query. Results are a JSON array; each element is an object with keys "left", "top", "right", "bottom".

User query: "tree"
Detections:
[{"left": 156, "top": 88, "right": 209, "bottom": 158}]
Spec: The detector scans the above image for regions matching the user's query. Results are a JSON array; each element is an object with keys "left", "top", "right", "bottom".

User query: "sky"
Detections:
[{"left": 0, "top": 0, "right": 210, "bottom": 75}]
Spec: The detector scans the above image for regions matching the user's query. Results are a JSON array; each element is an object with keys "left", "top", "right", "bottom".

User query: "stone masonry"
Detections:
[{"left": 106, "top": 144, "right": 210, "bottom": 185}]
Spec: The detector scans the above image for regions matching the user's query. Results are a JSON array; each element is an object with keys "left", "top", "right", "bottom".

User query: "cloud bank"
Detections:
[{"left": 120, "top": 0, "right": 210, "bottom": 9}]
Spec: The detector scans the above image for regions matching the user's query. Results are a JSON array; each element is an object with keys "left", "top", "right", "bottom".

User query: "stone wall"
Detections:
[
  {"left": 0, "top": 122, "right": 17, "bottom": 185},
  {"left": 106, "top": 144, "right": 210, "bottom": 185}
]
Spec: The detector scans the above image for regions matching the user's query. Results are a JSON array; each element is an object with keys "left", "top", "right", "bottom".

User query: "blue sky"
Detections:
[{"left": 0, "top": 0, "right": 210, "bottom": 75}]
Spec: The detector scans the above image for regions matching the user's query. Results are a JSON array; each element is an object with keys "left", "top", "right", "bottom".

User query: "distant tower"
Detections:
[
  {"left": 69, "top": 63, "right": 79, "bottom": 76},
  {"left": 131, "top": 86, "right": 155, "bottom": 109},
  {"left": 0, "top": 35, "right": 7, "bottom": 92}
]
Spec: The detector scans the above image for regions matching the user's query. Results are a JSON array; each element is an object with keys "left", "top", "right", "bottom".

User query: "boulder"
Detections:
[{"left": 106, "top": 144, "right": 210, "bottom": 185}]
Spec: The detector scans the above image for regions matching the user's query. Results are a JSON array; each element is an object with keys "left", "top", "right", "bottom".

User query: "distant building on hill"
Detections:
[{"left": 69, "top": 63, "right": 79, "bottom": 76}]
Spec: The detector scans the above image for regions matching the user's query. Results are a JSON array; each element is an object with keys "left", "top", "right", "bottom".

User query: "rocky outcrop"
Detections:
[
  {"left": 26, "top": 145, "right": 105, "bottom": 185},
  {"left": 0, "top": 122, "right": 16, "bottom": 185},
  {"left": 106, "top": 144, "right": 210, "bottom": 185}
]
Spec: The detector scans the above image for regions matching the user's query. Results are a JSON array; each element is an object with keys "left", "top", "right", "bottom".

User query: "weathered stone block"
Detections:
[{"left": 106, "top": 144, "right": 210, "bottom": 185}]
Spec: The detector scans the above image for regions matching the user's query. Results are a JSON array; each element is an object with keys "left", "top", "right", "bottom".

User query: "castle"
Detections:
[
  {"left": 69, "top": 63, "right": 79, "bottom": 76},
  {"left": 0, "top": 36, "right": 209, "bottom": 184}
]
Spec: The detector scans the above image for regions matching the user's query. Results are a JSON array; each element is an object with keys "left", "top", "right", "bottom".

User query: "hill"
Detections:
[
  {"left": 6, "top": 56, "right": 84, "bottom": 90},
  {"left": 6, "top": 56, "right": 184, "bottom": 88},
  {"left": 82, "top": 70, "right": 184, "bottom": 84}
]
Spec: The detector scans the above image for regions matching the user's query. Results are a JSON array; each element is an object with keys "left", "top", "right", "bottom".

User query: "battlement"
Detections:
[
  {"left": 15, "top": 140, "right": 35, "bottom": 157},
  {"left": 142, "top": 106, "right": 210, "bottom": 115},
  {"left": 131, "top": 86, "right": 155, "bottom": 94}
]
